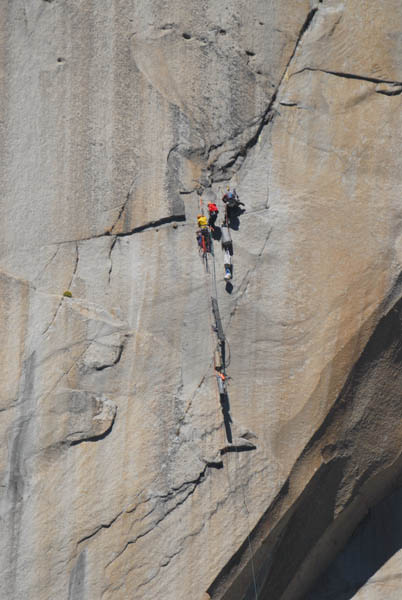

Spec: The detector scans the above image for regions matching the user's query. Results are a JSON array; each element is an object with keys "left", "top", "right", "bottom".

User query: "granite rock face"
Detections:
[{"left": 1, "top": 1, "right": 402, "bottom": 599}]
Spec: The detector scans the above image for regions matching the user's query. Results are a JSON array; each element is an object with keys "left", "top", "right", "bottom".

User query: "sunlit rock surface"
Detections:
[{"left": 1, "top": 1, "right": 402, "bottom": 599}]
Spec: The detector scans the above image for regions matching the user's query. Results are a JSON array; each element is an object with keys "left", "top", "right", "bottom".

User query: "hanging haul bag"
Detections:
[{"left": 221, "top": 226, "right": 232, "bottom": 249}]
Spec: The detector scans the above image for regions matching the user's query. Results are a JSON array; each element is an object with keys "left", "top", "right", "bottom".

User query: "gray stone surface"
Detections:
[{"left": 1, "top": 1, "right": 402, "bottom": 599}]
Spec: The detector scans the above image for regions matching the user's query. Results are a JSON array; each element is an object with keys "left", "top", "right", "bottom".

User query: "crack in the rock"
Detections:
[
  {"left": 209, "top": 9, "right": 323, "bottom": 323},
  {"left": 48, "top": 214, "right": 187, "bottom": 246},
  {"left": 127, "top": 472, "right": 207, "bottom": 514},
  {"left": 290, "top": 66, "right": 402, "bottom": 88},
  {"left": 107, "top": 237, "right": 117, "bottom": 285},
  {"left": 38, "top": 343, "right": 92, "bottom": 407},
  {"left": 205, "top": 6, "right": 319, "bottom": 184},
  {"left": 134, "top": 547, "right": 184, "bottom": 593},
  {"left": 180, "top": 362, "right": 215, "bottom": 421},
  {"left": 110, "top": 175, "right": 138, "bottom": 234},
  {"left": 114, "top": 214, "right": 186, "bottom": 237},
  {"left": 41, "top": 293, "right": 63, "bottom": 338},
  {"left": 81, "top": 467, "right": 216, "bottom": 583},
  {"left": 41, "top": 242, "right": 79, "bottom": 336},
  {"left": 77, "top": 511, "right": 124, "bottom": 546},
  {"left": 99, "top": 463, "right": 268, "bottom": 600},
  {"left": 166, "top": 143, "right": 180, "bottom": 164},
  {"left": 34, "top": 245, "right": 60, "bottom": 285},
  {"left": 227, "top": 227, "right": 273, "bottom": 326},
  {"left": 105, "top": 464, "right": 209, "bottom": 570}
]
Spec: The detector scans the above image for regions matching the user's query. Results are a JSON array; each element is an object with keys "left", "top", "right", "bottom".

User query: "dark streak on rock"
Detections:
[{"left": 68, "top": 551, "right": 86, "bottom": 600}]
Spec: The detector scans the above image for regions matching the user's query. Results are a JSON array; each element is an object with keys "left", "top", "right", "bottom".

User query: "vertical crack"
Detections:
[
  {"left": 67, "top": 242, "right": 79, "bottom": 291},
  {"left": 108, "top": 237, "right": 117, "bottom": 285},
  {"left": 227, "top": 228, "right": 272, "bottom": 326},
  {"left": 41, "top": 243, "right": 79, "bottom": 336},
  {"left": 110, "top": 176, "right": 138, "bottom": 234},
  {"left": 206, "top": 6, "right": 320, "bottom": 183},
  {"left": 33, "top": 245, "right": 60, "bottom": 286}
]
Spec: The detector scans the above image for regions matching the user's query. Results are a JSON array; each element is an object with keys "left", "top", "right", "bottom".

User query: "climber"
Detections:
[
  {"left": 222, "top": 187, "right": 245, "bottom": 222},
  {"left": 196, "top": 214, "right": 211, "bottom": 253},
  {"left": 197, "top": 214, "right": 208, "bottom": 229},
  {"left": 207, "top": 202, "right": 219, "bottom": 230},
  {"left": 222, "top": 187, "right": 244, "bottom": 208},
  {"left": 196, "top": 228, "right": 211, "bottom": 253}
]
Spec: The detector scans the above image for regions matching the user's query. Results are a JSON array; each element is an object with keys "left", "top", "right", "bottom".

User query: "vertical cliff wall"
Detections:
[{"left": 1, "top": 1, "right": 402, "bottom": 599}]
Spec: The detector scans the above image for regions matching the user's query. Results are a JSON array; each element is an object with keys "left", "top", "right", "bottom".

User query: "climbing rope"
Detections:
[
  {"left": 197, "top": 190, "right": 258, "bottom": 599},
  {"left": 211, "top": 241, "right": 219, "bottom": 301},
  {"left": 232, "top": 444, "right": 259, "bottom": 600}
]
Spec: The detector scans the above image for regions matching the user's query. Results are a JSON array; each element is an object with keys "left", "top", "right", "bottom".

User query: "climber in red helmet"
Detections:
[{"left": 207, "top": 202, "right": 219, "bottom": 230}]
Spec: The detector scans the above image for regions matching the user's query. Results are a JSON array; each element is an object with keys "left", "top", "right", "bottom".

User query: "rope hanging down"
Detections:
[{"left": 196, "top": 191, "right": 258, "bottom": 600}]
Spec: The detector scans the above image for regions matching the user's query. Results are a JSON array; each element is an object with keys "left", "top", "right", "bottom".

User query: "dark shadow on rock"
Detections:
[
  {"left": 227, "top": 206, "right": 245, "bottom": 230},
  {"left": 220, "top": 441, "right": 256, "bottom": 455},
  {"left": 228, "top": 214, "right": 240, "bottom": 231},
  {"left": 69, "top": 422, "right": 115, "bottom": 446},
  {"left": 220, "top": 392, "right": 233, "bottom": 444},
  {"left": 225, "top": 282, "right": 233, "bottom": 294},
  {"left": 306, "top": 483, "right": 402, "bottom": 600},
  {"left": 207, "top": 293, "right": 402, "bottom": 600},
  {"left": 211, "top": 226, "right": 222, "bottom": 241},
  {"left": 205, "top": 459, "right": 224, "bottom": 469}
]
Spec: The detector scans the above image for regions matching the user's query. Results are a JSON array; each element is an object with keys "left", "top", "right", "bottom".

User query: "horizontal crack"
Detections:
[
  {"left": 47, "top": 215, "right": 187, "bottom": 246},
  {"left": 114, "top": 214, "right": 186, "bottom": 237},
  {"left": 77, "top": 511, "right": 124, "bottom": 545},
  {"left": 291, "top": 66, "right": 402, "bottom": 87}
]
